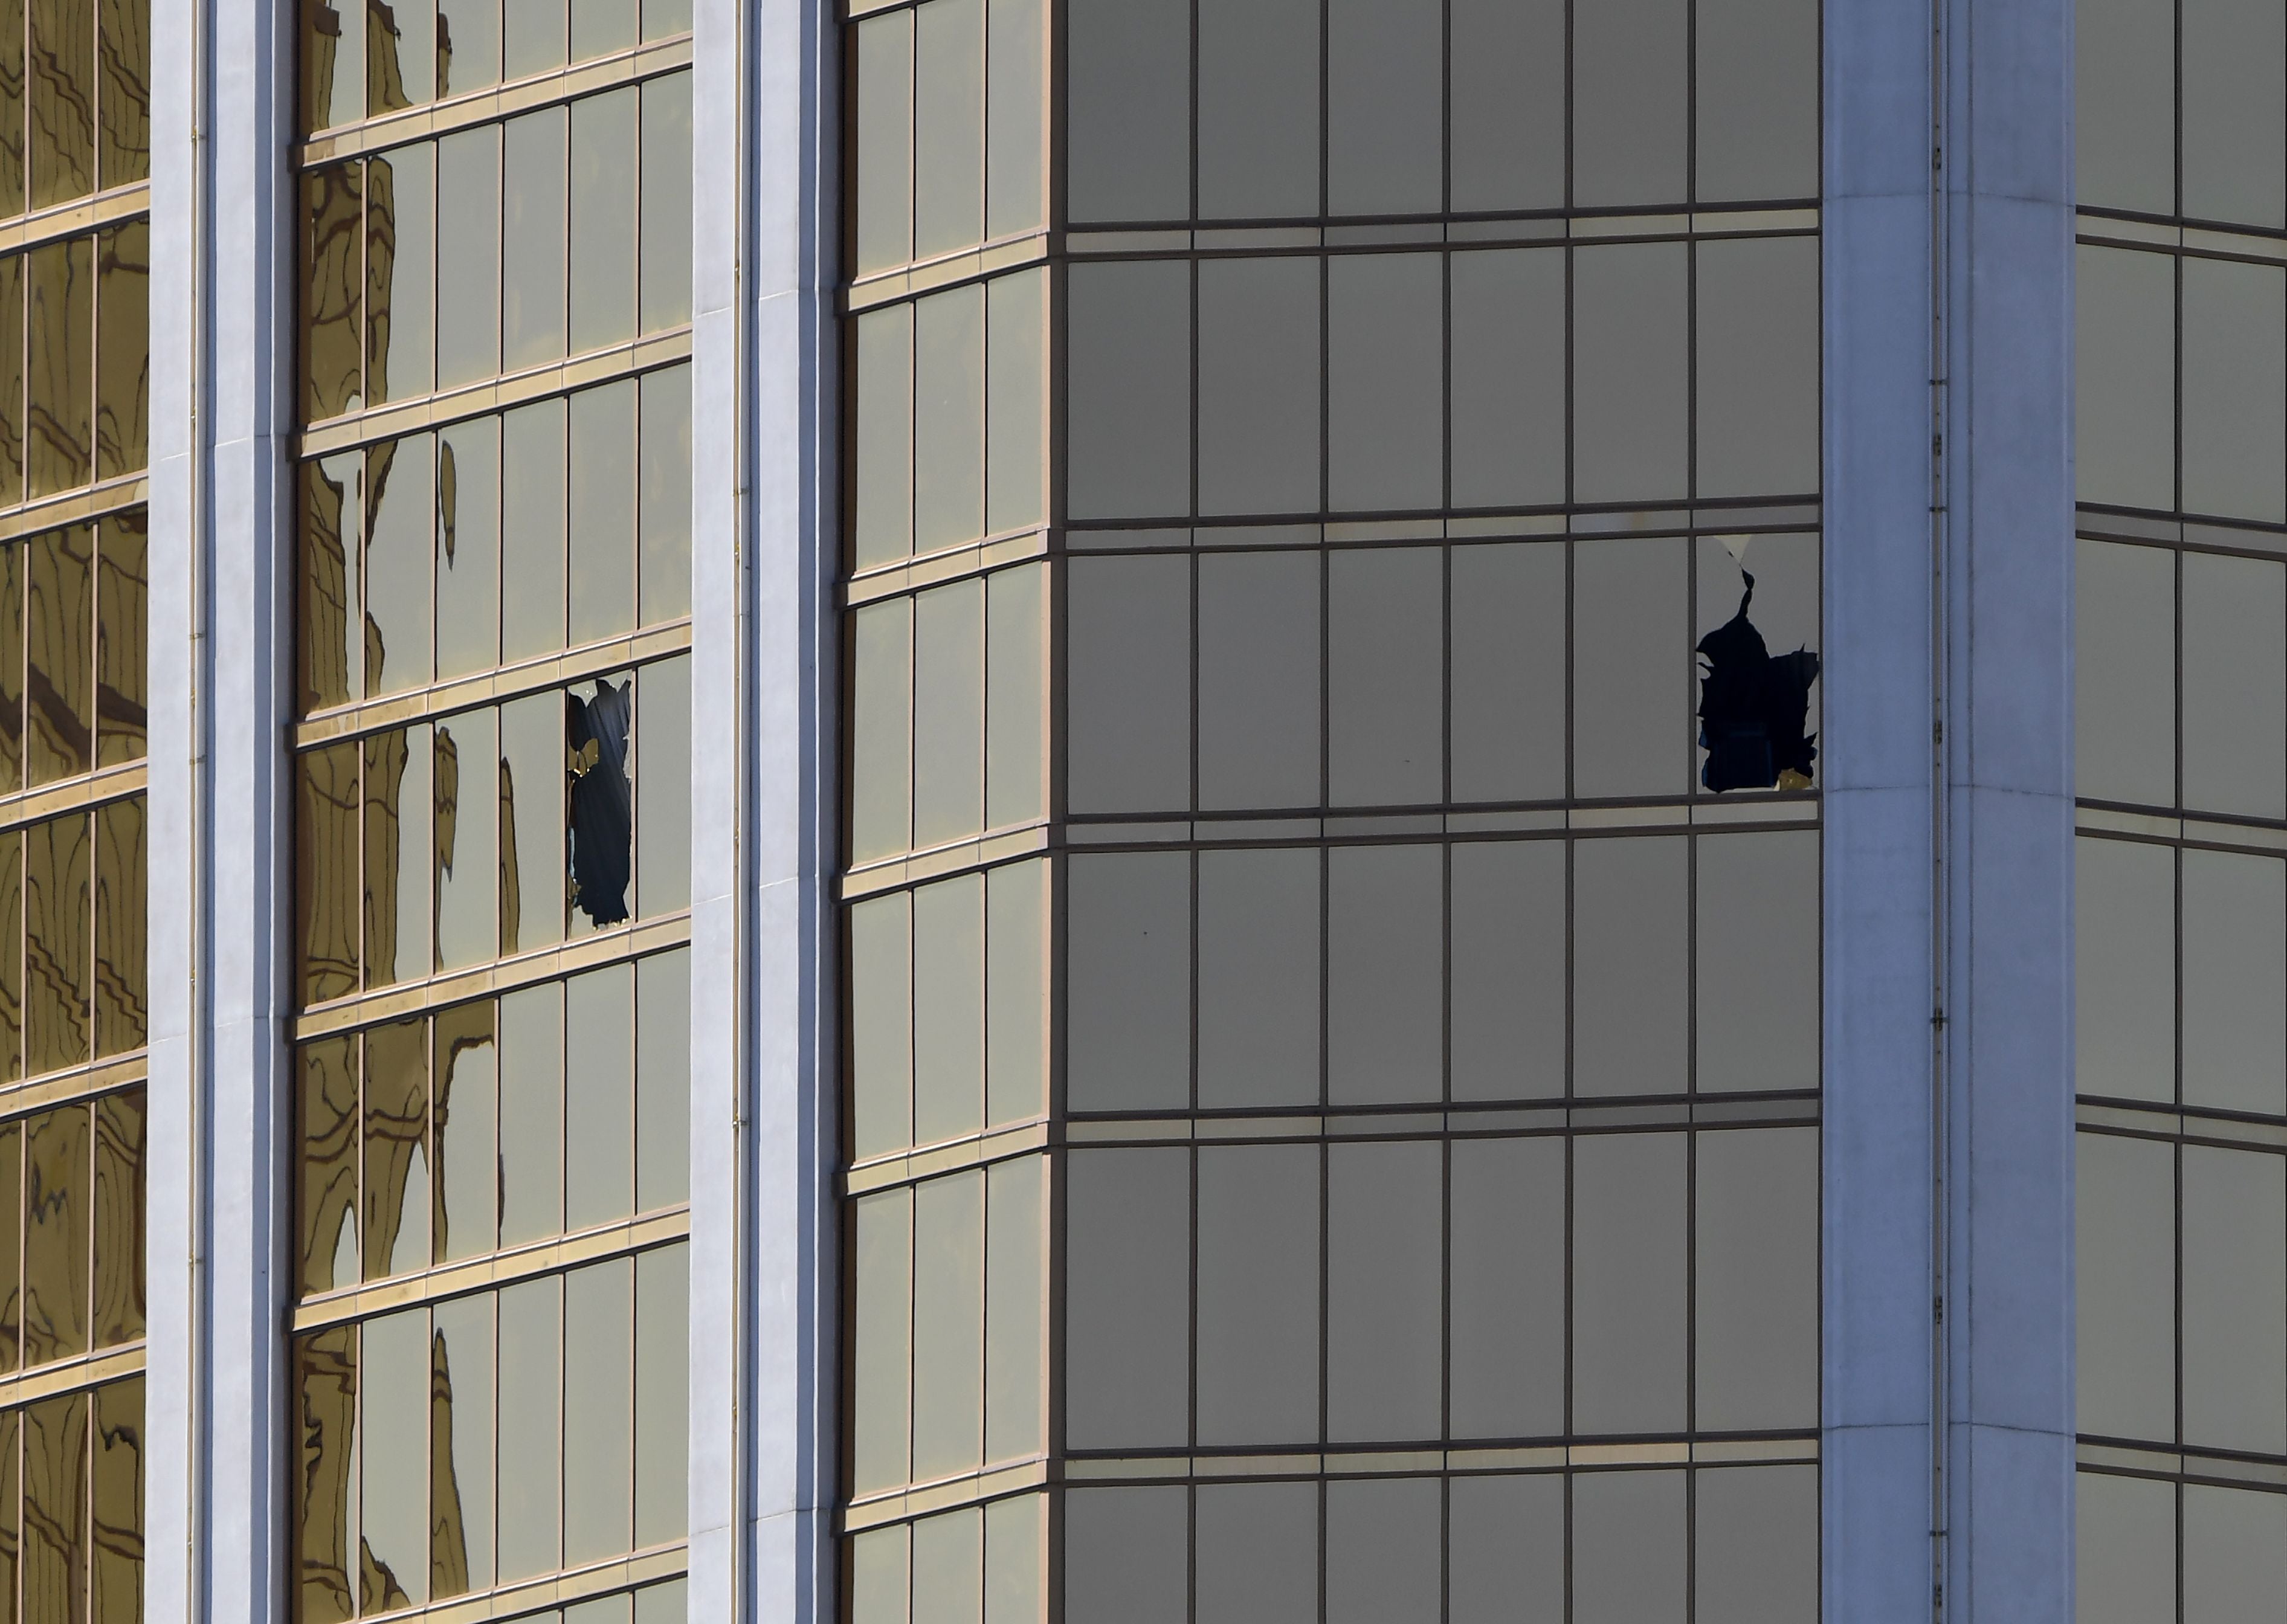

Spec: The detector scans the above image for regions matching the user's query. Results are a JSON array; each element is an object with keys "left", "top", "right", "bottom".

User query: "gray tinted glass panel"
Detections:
[
  {"left": 1326, "top": 844, "right": 1441, "bottom": 1105},
  {"left": 1324, "top": 1478, "right": 1440, "bottom": 1624},
  {"left": 1448, "top": 0, "right": 1563, "bottom": 211},
  {"left": 1572, "top": 0, "right": 1686, "bottom": 207},
  {"left": 1196, "top": 550, "right": 1319, "bottom": 808},
  {"left": 1196, "top": 846, "right": 1320, "bottom": 1109},
  {"left": 1450, "top": 248, "right": 1566, "bottom": 509},
  {"left": 1064, "top": 1148, "right": 1190, "bottom": 1448},
  {"left": 1068, "top": 851, "right": 1190, "bottom": 1113},
  {"left": 1197, "top": 258, "right": 1321, "bottom": 515},
  {"left": 1572, "top": 1133, "right": 1688, "bottom": 1434},
  {"left": 1573, "top": 836, "right": 1690, "bottom": 1097},
  {"left": 1327, "top": 253, "right": 1442, "bottom": 512},
  {"left": 2077, "top": 0, "right": 2174, "bottom": 215},
  {"left": 1450, "top": 839, "right": 1566, "bottom": 1101},
  {"left": 2075, "top": 539, "right": 2174, "bottom": 807},
  {"left": 2181, "top": 847, "right": 2286, "bottom": 1116},
  {"left": 1194, "top": 1482, "right": 1317, "bottom": 1624},
  {"left": 1572, "top": 1470, "right": 1687, "bottom": 1624},
  {"left": 2076, "top": 1131, "right": 2176, "bottom": 1442},
  {"left": 1066, "top": 554, "right": 1190, "bottom": 814},
  {"left": 1326, "top": 0, "right": 1440, "bottom": 216},
  {"left": 1067, "top": 261, "right": 1190, "bottom": 520},
  {"left": 1326, "top": 1141, "right": 1442, "bottom": 1441},
  {"left": 1573, "top": 243, "right": 1689, "bottom": 503},
  {"left": 1065, "top": 0, "right": 1187, "bottom": 222},
  {"left": 2076, "top": 246, "right": 2175, "bottom": 512},
  {"left": 1196, "top": 0, "right": 1319, "bottom": 219},
  {"left": 1196, "top": 1143, "right": 1321, "bottom": 1446}
]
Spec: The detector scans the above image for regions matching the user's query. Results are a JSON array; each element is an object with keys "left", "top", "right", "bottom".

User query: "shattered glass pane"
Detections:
[
  {"left": 566, "top": 677, "right": 631, "bottom": 927},
  {"left": 1695, "top": 543, "right": 1821, "bottom": 793}
]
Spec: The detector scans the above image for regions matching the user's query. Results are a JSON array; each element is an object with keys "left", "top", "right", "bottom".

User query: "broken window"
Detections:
[
  {"left": 1697, "top": 572, "right": 1819, "bottom": 793},
  {"left": 567, "top": 678, "right": 632, "bottom": 926}
]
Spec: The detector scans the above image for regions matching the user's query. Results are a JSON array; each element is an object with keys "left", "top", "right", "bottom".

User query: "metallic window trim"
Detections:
[
  {"left": 0, "top": 761, "right": 147, "bottom": 836},
  {"left": 2079, "top": 1445, "right": 2287, "bottom": 1493},
  {"left": 842, "top": 526, "right": 1050, "bottom": 605},
  {"left": 295, "top": 36, "right": 697, "bottom": 169},
  {"left": 0, "top": 1340, "right": 145, "bottom": 1413},
  {"left": 1052, "top": 1097, "right": 1821, "bottom": 1153},
  {"left": 0, "top": 1054, "right": 147, "bottom": 1123},
  {"left": 841, "top": 1458, "right": 1050, "bottom": 1532},
  {"left": 289, "top": 1207, "right": 692, "bottom": 1330},
  {"left": 347, "top": 1545, "right": 690, "bottom": 1624},
  {"left": 844, "top": 230, "right": 1052, "bottom": 312},
  {"left": 2079, "top": 1101, "right": 2287, "bottom": 1152},
  {"left": 291, "top": 911, "right": 693, "bottom": 1039},
  {"left": 0, "top": 475, "right": 150, "bottom": 547},
  {"left": 845, "top": 1118, "right": 1050, "bottom": 1196},
  {"left": 0, "top": 187, "right": 152, "bottom": 259}
]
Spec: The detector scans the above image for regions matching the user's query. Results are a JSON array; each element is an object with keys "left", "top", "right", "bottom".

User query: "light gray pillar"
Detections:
[
  {"left": 688, "top": 0, "right": 837, "bottom": 1613},
  {"left": 146, "top": 0, "right": 295, "bottom": 1614}
]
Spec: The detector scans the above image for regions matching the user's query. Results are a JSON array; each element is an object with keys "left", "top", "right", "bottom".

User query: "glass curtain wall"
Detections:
[
  {"left": 2075, "top": 5, "right": 2287, "bottom": 1619},
  {"left": 840, "top": 2, "right": 1823, "bottom": 1620},
  {"left": 288, "top": 0, "right": 694, "bottom": 1619},
  {"left": 0, "top": 0, "right": 153, "bottom": 1614}
]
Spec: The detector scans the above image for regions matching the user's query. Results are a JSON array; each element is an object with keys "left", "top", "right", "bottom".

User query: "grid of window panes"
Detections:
[
  {"left": 2075, "top": 5, "right": 2287, "bottom": 1618},
  {"left": 840, "top": 0, "right": 1822, "bottom": 1619},
  {"left": 291, "top": 0, "right": 693, "bottom": 1614}
]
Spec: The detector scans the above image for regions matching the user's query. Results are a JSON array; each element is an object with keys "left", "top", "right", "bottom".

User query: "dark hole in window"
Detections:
[
  {"left": 567, "top": 677, "right": 633, "bottom": 926},
  {"left": 1697, "top": 572, "right": 1820, "bottom": 793}
]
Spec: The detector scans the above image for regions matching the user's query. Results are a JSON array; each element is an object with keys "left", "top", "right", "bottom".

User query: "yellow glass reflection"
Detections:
[
  {"left": 302, "top": 165, "right": 364, "bottom": 423},
  {"left": 363, "top": 723, "right": 431, "bottom": 988},
  {"left": 0, "top": 829, "right": 23, "bottom": 1086},
  {"left": 431, "top": 999, "right": 494, "bottom": 1263},
  {"left": 92, "top": 796, "right": 143, "bottom": 1056},
  {"left": 298, "top": 1036, "right": 360, "bottom": 1297},
  {"left": 28, "top": 0, "right": 95, "bottom": 208},
  {"left": 95, "top": 0, "right": 149, "bottom": 187},
  {"left": 94, "top": 512, "right": 144, "bottom": 765},
  {"left": 24, "top": 813, "right": 89, "bottom": 1075},
  {"left": 89, "top": 1088, "right": 141, "bottom": 1345},
  {"left": 0, "top": 256, "right": 22, "bottom": 506},
  {"left": 21, "top": 1390, "right": 86, "bottom": 1621},
  {"left": 27, "top": 524, "right": 93, "bottom": 785},
  {"left": 27, "top": 238, "right": 91, "bottom": 498},
  {"left": 21, "top": 1106, "right": 86, "bottom": 1365},
  {"left": 94, "top": 221, "right": 146, "bottom": 480},
  {"left": 0, "top": 1122, "right": 19, "bottom": 1371},
  {"left": 91, "top": 1376, "right": 141, "bottom": 1624},
  {"left": 300, "top": 453, "right": 361, "bottom": 714},
  {"left": 294, "top": 1326, "right": 356, "bottom": 1624},
  {"left": 362, "top": 1017, "right": 428, "bottom": 1281},
  {"left": 298, "top": 741, "right": 362, "bottom": 1005},
  {"left": 0, "top": 546, "right": 22, "bottom": 791}
]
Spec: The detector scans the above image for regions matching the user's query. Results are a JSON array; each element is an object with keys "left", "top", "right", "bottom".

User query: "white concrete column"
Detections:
[
  {"left": 688, "top": 0, "right": 837, "bottom": 1613},
  {"left": 146, "top": 0, "right": 296, "bottom": 1613}
]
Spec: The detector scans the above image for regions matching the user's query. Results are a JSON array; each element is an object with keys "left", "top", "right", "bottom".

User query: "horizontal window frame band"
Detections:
[
  {"left": 0, "top": 1062, "right": 144, "bottom": 1128},
  {"left": 1056, "top": 211, "right": 1819, "bottom": 262},
  {"left": 842, "top": 1459, "right": 1049, "bottom": 1533},
  {"left": 295, "top": 34, "right": 695, "bottom": 169},
  {"left": 2079, "top": 1098, "right": 2287, "bottom": 1151},
  {"left": 293, "top": 619, "right": 693, "bottom": 744},
  {"left": 2079, "top": 806, "right": 2287, "bottom": 852},
  {"left": 845, "top": 1117, "right": 1047, "bottom": 1196},
  {"left": 0, "top": 762, "right": 147, "bottom": 838},
  {"left": 843, "top": 526, "right": 1048, "bottom": 607},
  {"left": 292, "top": 911, "right": 692, "bottom": 1039},
  {"left": 296, "top": 328, "right": 695, "bottom": 456},
  {"left": 290, "top": 1207, "right": 691, "bottom": 1330},
  {"left": 0, "top": 1341, "right": 144, "bottom": 1416},
  {"left": 1052, "top": 504, "right": 1824, "bottom": 549},
  {"left": 0, "top": 188, "right": 151, "bottom": 261},
  {"left": 0, "top": 475, "right": 149, "bottom": 549},
  {"left": 2080, "top": 1444, "right": 2287, "bottom": 1494},
  {"left": 844, "top": 230, "right": 1050, "bottom": 312},
  {"left": 2077, "top": 510, "right": 2287, "bottom": 552},
  {"left": 2076, "top": 208, "right": 2287, "bottom": 265},
  {"left": 837, "top": 804, "right": 1822, "bottom": 901},
  {"left": 350, "top": 1547, "right": 689, "bottom": 1624}
]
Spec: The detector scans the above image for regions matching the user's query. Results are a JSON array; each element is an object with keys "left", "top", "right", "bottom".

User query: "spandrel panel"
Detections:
[
  {"left": 911, "top": 578, "right": 984, "bottom": 848},
  {"left": 434, "top": 708, "right": 498, "bottom": 971},
  {"left": 1067, "top": 851, "right": 1189, "bottom": 1113},
  {"left": 498, "top": 979, "right": 565, "bottom": 1244},
  {"left": 1325, "top": 1479, "right": 1439, "bottom": 1624},
  {"left": 2077, "top": 246, "right": 2175, "bottom": 512},
  {"left": 24, "top": 812, "right": 88, "bottom": 1074},
  {"left": 0, "top": 256, "right": 22, "bottom": 507},
  {"left": 1450, "top": 1136, "right": 1565, "bottom": 1437},
  {"left": 1196, "top": 257, "right": 1320, "bottom": 516},
  {"left": 501, "top": 106, "right": 567, "bottom": 369},
  {"left": 1450, "top": 1474, "right": 1565, "bottom": 1624},
  {"left": 432, "top": 1292, "right": 495, "bottom": 1594},
  {"left": 850, "top": 894, "right": 914, "bottom": 1159},
  {"left": 498, "top": 690, "right": 566, "bottom": 953},
  {"left": 1063, "top": 1147, "right": 1189, "bottom": 1449},
  {"left": 1196, "top": 1142, "right": 1320, "bottom": 1446},
  {"left": 854, "top": 13, "right": 914, "bottom": 276},
  {"left": 2080, "top": 1474, "right": 2177, "bottom": 1624},
  {"left": 1066, "top": 553, "right": 1189, "bottom": 814},
  {"left": 1325, "top": 844, "right": 1441, "bottom": 1105},
  {"left": 300, "top": 741, "right": 363, "bottom": 1003},
  {"left": 22, "top": 1105, "right": 85, "bottom": 1362},
  {"left": 1196, "top": 846, "right": 1319, "bottom": 1109},
  {"left": 2077, "top": 1131, "right": 2177, "bottom": 1441},
  {"left": 982, "top": 1156, "right": 1043, "bottom": 1461},
  {"left": 302, "top": 453, "right": 363, "bottom": 713},
  {"left": 1695, "top": 1465, "right": 1818, "bottom": 1624},
  {"left": 1326, "top": 1139, "right": 1441, "bottom": 1442},
  {"left": 1064, "top": 1487, "right": 1187, "bottom": 1624},
  {"left": 26, "top": 237, "right": 91, "bottom": 497},
  {"left": 1450, "top": 249, "right": 1566, "bottom": 509},
  {"left": 2182, "top": 256, "right": 2287, "bottom": 523},
  {"left": 1066, "top": 259, "right": 1190, "bottom": 521},
  {"left": 91, "top": 1376, "right": 141, "bottom": 1623},
  {"left": 850, "top": 597, "right": 913, "bottom": 864},
  {"left": 911, "top": 872, "right": 982, "bottom": 1145},
  {"left": 1197, "top": 549, "right": 1318, "bottom": 808},
  {"left": 852, "top": 1187, "right": 912, "bottom": 1494},
  {"left": 433, "top": 999, "right": 496, "bottom": 1262},
  {"left": 303, "top": 166, "right": 364, "bottom": 422},
  {"left": 495, "top": 1274, "right": 563, "bottom": 1580},
  {"left": 983, "top": 0, "right": 1043, "bottom": 239},
  {"left": 2182, "top": 550, "right": 2286, "bottom": 819},
  {"left": 2076, "top": 539, "right": 2175, "bottom": 806},
  {"left": 1065, "top": 0, "right": 1187, "bottom": 224},
  {"left": 435, "top": 0, "right": 500, "bottom": 97},
  {"left": 637, "top": 71, "right": 692, "bottom": 330},
  {"left": 2077, "top": 836, "right": 2175, "bottom": 1103},
  {"left": 1572, "top": 1469, "right": 1686, "bottom": 1624},
  {"left": 1328, "top": 547, "right": 1440, "bottom": 806},
  {"left": 2182, "top": 1144, "right": 2287, "bottom": 1454},
  {"left": 1194, "top": 1481, "right": 1316, "bottom": 1624},
  {"left": 364, "top": 436, "right": 434, "bottom": 697},
  {"left": 2078, "top": 0, "right": 2173, "bottom": 216},
  {"left": 912, "top": 0, "right": 984, "bottom": 259},
  {"left": 2184, "top": 1484, "right": 2287, "bottom": 1622},
  {"left": 94, "top": 512, "right": 144, "bottom": 765},
  {"left": 363, "top": 723, "right": 433, "bottom": 987},
  {"left": 1327, "top": 253, "right": 1442, "bottom": 512},
  {"left": 1697, "top": 236, "right": 1819, "bottom": 497},
  {"left": 1449, "top": 543, "right": 1564, "bottom": 804},
  {"left": 1573, "top": 242, "right": 1689, "bottom": 504},
  {"left": 361, "top": 1306, "right": 429, "bottom": 1609},
  {"left": 634, "top": 948, "right": 690, "bottom": 1209},
  {"left": 1573, "top": 836, "right": 1689, "bottom": 1096},
  {"left": 500, "top": 397, "right": 568, "bottom": 661},
  {"left": 91, "top": 798, "right": 142, "bottom": 1056},
  {"left": 914, "top": 284, "right": 985, "bottom": 555},
  {"left": 94, "top": 222, "right": 147, "bottom": 478},
  {"left": 570, "top": 89, "right": 638, "bottom": 353},
  {"left": 28, "top": 0, "right": 93, "bottom": 207},
  {"left": 299, "top": 1036, "right": 360, "bottom": 1295},
  {"left": 1195, "top": 0, "right": 1318, "bottom": 220},
  {"left": 436, "top": 417, "right": 502, "bottom": 682},
  {"left": 633, "top": 1243, "right": 689, "bottom": 1544},
  {"left": 564, "top": 961, "right": 634, "bottom": 1229},
  {"left": 568, "top": 379, "right": 637, "bottom": 645},
  {"left": 2181, "top": 847, "right": 2286, "bottom": 1117},
  {"left": 23, "top": 1392, "right": 86, "bottom": 1622},
  {"left": 1572, "top": 0, "right": 1685, "bottom": 207},
  {"left": 363, "top": 1017, "right": 430, "bottom": 1279},
  {"left": 436, "top": 128, "right": 503, "bottom": 389},
  {"left": 1572, "top": 1132, "right": 1688, "bottom": 1433},
  {"left": 1572, "top": 536, "right": 1689, "bottom": 799},
  {"left": 1695, "top": 830, "right": 1818, "bottom": 1093},
  {"left": 563, "top": 1256, "right": 634, "bottom": 1561},
  {"left": 368, "top": 147, "right": 436, "bottom": 406},
  {"left": 2182, "top": 0, "right": 2286, "bottom": 229},
  {"left": 1449, "top": 839, "right": 1565, "bottom": 1101},
  {"left": 637, "top": 365, "right": 692, "bottom": 621},
  {"left": 1694, "top": 1127, "right": 1817, "bottom": 1430},
  {"left": 27, "top": 525, "right": 91, "bottom": 784},
  {"left": 1695, "top": 0, "right": 1816, "bottom": 203},
  {"left": 294, "top": 1326, "right": 357, "bottom": 1624},
  {"left": 1325, "top": 0, "right": 1440, "bottom": 217},
  {"left": 911, "top": 1169, "right": 984, "bottom": 1481}
]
